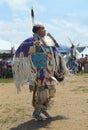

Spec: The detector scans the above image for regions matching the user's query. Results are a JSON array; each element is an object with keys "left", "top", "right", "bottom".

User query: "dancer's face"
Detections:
[{"left": 37, "top": 26, "right": 46, "bottom": 37}]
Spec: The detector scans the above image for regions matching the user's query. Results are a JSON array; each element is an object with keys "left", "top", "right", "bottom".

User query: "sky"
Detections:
[{"left": 0, "top": 0, "right": 88, "bottom": 50}]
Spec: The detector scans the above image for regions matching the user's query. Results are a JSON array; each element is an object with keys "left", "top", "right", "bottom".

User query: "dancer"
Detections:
[{"left": 12, "top": 23, "right": 67, "bottom": 121}]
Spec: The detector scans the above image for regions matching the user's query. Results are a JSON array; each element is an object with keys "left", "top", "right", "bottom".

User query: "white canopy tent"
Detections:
[
  {"left": 80, "top": 47, "right": 88, "bottom": 56},
  {"left": 0, "top": 39, "right": 12, "bottom": 50},
  {"left": 0, "top": 39, "right": 15, "bottom": 54}
]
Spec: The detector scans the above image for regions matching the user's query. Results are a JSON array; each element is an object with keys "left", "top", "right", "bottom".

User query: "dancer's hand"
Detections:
[{"left": 34, "top": 41, "right": 40, "bottom": 46}]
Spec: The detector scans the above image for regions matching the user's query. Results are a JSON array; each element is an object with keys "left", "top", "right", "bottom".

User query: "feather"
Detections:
[{"left": 31, "top": 8, "right": 34, "bottom": 26}]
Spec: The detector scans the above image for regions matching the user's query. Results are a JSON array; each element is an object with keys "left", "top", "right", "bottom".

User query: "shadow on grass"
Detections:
[{"left": 9, "top": 115, "right": 68, "bottom": 130}]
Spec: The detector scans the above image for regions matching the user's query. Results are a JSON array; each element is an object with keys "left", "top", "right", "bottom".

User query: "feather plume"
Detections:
[{"left": 31, "top": 8, "right": 34, "bottom": 26}]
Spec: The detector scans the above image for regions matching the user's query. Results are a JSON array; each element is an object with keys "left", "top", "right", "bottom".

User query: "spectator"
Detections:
[{"left": 84, "top": 54, "right": 88, "bottom": 73}]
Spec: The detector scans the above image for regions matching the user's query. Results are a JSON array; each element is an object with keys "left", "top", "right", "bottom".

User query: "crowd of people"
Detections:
[
  {"left": 66, "top": 53, "right": 88, "bottom": 74},
  {"left": 0, "top": 58, "right": 13, "bottom": 78},
  {"left": 78, "top": 54, "right": 88, "bottom": 73}
]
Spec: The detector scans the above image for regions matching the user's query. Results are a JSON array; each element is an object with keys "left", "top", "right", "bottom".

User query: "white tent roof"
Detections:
[
  {"left": 0, "top": 39, "right": 13, "bottom": 53},
  {"left": 0, "top": 39, "right": 12, "bottom": 50},
  {"left": 80, "top": 47, "right": 88, "bottom": 56}
]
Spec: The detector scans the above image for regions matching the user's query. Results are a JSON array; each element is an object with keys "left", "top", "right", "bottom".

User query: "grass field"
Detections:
[{"left": 0, "top": 78, "right": 14, "bottom": 83}]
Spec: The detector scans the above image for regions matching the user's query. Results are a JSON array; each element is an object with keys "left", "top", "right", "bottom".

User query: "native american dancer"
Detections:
[{"left": 12, "top": 24, "right": 67, "bottom": 121}]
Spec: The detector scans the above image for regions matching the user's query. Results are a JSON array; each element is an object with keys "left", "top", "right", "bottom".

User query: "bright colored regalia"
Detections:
[{"left": 12, "top": 25, "right": 67, "bottom": 121}]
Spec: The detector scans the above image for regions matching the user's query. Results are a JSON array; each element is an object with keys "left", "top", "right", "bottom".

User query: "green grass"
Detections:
[{"left": 0, "top": 78, "right": 14, "bottom": 83}]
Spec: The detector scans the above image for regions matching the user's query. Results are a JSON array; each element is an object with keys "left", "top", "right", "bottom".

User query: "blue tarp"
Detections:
[{"left": 57, "top": 44, "right": 70, "bottom": 53}]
